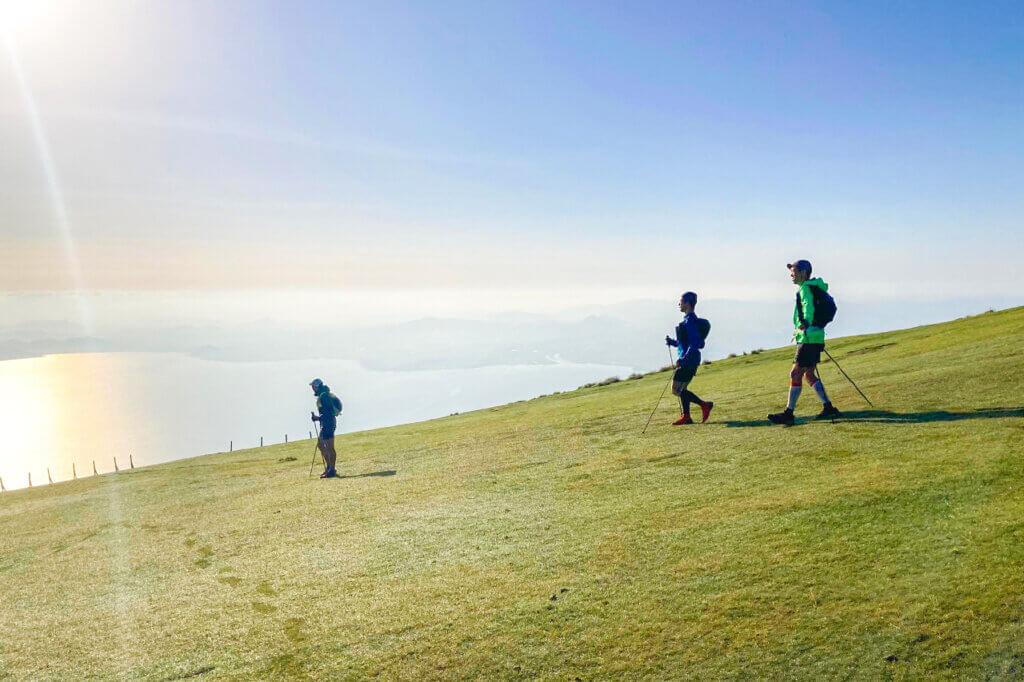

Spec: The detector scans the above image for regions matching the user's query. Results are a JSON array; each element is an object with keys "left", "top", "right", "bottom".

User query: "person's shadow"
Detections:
[
  {"left": 724, "top": 407, "right": 1022, "bottom": 428},
  {"left": 337, "top": 469, "right": 396, "bottom": 479}
]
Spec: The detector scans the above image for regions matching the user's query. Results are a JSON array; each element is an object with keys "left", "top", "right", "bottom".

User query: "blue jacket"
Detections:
[{"left": 673, "top": 313, "right": 704, "bottom": 367}]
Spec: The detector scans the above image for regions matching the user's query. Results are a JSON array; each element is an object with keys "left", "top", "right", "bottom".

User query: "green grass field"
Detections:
[{"left": 2, "top": 307, "right": 1023, "bottom": 680}]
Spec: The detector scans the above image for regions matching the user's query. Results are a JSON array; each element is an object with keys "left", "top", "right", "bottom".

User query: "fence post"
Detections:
[
  {"left": 47, "top": 468, "right": 53, "bottom": 484},
  {"left": 230, "top": 440, "right": 233, "bottom": 452},
  {"left": 1, "top": 477, "right": 5, "bottom": 492},
  {"left": 309, "top": 430, "right": 312, "bottom": 439},
  {"left": 73, "top": 463, "right": 77, "bottom": 479},
  {"left": 285, "top": 434, "right": 288, "bottom": 443},
  {"left": 28, "top": 472, "right": 32, "bottom": 487},
  {"left": 93, "top": 460, "right": 98, "bottom": 476},
  {"left": 114, "top": 457, "right": 119, "bottom": 472},
  {"left": 130, "top": 454, "right": 135, "bottom": 470},
  {"left": 260, "top": 436, "right": 263, "bottom": 447}
]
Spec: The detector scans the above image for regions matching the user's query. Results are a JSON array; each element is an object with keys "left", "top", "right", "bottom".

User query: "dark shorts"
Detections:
[
  {"left": 319, "top": 421, "right": 336, "bottom": 440},
  {"left": 795, "top": 343, "right": 824, "bottom": 368},
  {"left": 673, "top": 363, "right": 697, "bottom": 384}
]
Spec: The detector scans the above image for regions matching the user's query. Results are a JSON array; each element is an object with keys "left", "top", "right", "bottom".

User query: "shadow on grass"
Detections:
[
  {"left": 338, "top": 469, "right": 396, "bottom": 479},
  {"left": 724, "top": 407, "right": 1023, "bottom": 428}
]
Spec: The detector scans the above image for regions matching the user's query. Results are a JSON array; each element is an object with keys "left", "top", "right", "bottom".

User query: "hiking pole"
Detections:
[
  {"left": 822, "top": 348, "right": 874, "bottom": 407},
  {"left": 307, "top": 420, "right": 323, "bottom": 477},
  {"left": 641, "top": 347, "right": 677, "bottom": 434}
]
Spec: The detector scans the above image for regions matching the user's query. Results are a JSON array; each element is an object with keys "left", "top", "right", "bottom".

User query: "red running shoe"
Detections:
[
  {"left": 672, "top": 415, "right": 694, "bottom": 425},
  {"left": 700, "top": 401, "right": 714, "bottom": 423}
]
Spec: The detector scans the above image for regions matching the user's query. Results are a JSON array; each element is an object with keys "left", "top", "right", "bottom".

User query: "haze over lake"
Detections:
[{"left": 0, "top": 289, "right": 1012, "bottom": 491}]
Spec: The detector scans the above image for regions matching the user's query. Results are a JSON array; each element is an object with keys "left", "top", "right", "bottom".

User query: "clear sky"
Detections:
[{"left": 2, "top": 0, "right": 1023, "bottom": 300}]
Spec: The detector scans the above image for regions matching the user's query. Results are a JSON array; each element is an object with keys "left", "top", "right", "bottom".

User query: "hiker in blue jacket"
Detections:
[
  {"left": 665, "top": 292, "right": 714, "bottom": 424},
  {"left": 310, "top": 378, "right": 342, "bottom": 478}
]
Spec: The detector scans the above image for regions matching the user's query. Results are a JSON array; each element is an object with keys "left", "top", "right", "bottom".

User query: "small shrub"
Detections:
[
  {"left": 580, "top": 376, "right": 622, "bottom": 390},
  {"left": 628, "top": 373, "right": 643, "bottom": 380},
  {"left": 727, "top": 353, "right": 737, "bottom": 359}
]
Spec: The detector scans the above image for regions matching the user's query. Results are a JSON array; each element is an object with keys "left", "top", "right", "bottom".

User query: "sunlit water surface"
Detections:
[{"left": 0, "top": 352, "right": 633, "bottom": 491}]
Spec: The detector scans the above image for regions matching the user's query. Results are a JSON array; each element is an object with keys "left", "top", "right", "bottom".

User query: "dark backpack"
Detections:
[
  {"left": 676, "top": 318, "right": 711, "bottom": 345},
  {"left": 331, "top": 394, "right": 343, "bottom": 416},
  {"left": 800, "top": 287, "right": 837, "bottom": 328}
]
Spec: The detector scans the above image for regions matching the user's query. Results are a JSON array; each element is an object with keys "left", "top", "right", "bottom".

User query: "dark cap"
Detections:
[
  {"left": 787, "top": 259, "right": 812, "bottom": 274},
  {"left": 310, "top": 378, "right": 323, "bottom": 390},
  {"left": 681, "top": 291, "right": 697, "bottom": 306}
]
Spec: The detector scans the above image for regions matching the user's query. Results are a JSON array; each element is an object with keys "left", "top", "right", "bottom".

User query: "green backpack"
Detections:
[{"left": 320, "top": 392, "right": 342, "bottom": 417}]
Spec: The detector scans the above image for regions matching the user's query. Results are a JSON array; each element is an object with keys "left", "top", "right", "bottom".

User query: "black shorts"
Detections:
[
  {"left": 794, "top": 343, "right": 824, "bottom": 368},
  {"left": 319, "top": 421, "right": 336, "bottom": 439},
  {"left": 673, "top": 363, "right": 697, "bottom": 384}
]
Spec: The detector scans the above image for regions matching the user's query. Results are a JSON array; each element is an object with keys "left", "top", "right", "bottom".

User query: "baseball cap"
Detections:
[
  {"left": 310, "top": 378, "right": 323, "bottom": 390},
  {"left": 787, "top": 259, "right": 812, "bottom": 274}
]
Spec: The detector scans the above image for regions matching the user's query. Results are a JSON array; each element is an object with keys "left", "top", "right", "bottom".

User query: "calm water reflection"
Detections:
[{"left": 0, "top": 352, "right": 633, "bottom": 491}]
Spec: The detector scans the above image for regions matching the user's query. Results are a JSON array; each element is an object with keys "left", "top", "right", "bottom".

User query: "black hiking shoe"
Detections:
[
  {"left": 767, "top": 410, "right": 795, "bottom": 426},
  {"left": 319, "top": 469, "right": 337, "bottom": 479},
  {"left": 815, "top": 404, "right": 841, "bottom": 421}
]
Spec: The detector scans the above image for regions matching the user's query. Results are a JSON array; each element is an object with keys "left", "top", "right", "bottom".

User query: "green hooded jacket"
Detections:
[{"left": 793, "top": 278, "right": 828, "bottom": 344}]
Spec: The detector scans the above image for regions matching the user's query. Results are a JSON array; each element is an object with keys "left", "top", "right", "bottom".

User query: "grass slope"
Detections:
[{"left": 1, "top": 307, "right": 1023, "bottom": 681}]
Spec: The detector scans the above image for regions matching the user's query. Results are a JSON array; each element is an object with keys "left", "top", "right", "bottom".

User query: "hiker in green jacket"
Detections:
[{"left": 768, "top": 260, "right": 841, "bottom": 425}]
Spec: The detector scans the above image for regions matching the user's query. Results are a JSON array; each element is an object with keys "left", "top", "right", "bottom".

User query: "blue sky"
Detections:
[{"left": 2, "top": 0, "right": 1022, "bottom": 297}]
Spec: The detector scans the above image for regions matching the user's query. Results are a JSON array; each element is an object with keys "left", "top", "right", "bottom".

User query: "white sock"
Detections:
[
  {"left": 787, "top": 385, "right": 802, "bottom": 411},
  {"left": 812, "top": 381, "right": 830, "bottom": 405}
]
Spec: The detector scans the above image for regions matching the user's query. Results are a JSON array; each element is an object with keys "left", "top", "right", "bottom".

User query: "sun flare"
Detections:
[{"left": 0, "top": 0, "right": 48, "bottom": 35}]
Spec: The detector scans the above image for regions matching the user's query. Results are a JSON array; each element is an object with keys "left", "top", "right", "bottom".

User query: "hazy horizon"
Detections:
[{"left": 1, "top": 295, "right": 1017, "bottom": 492}]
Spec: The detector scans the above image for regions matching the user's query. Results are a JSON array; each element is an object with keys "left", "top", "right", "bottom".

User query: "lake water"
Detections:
[{"left": 0, "top": 352, "right": 633, "bottom": 491}]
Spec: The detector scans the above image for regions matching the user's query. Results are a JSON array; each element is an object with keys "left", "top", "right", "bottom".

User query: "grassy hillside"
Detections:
[{"left": 1, "top": 307, "right": 1022, "bottom": 680}]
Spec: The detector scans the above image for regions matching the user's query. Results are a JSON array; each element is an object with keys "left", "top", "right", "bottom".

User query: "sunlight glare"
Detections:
[
  {"left": 3, "top": 7, "right": 94, "bottom": 337},
  {"left": 0, "top": 0, "right": 49, "bottom": 36},
  {"left": 0, "top": 357, "right": 50, "bottom": 484}
]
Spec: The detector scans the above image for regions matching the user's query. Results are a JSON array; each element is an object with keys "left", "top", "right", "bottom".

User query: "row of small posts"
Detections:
[
  {"left": 8, "top": 431, "right": 311, "bottom": 492},
  {"left": 0, "top": 455, "right": 135, "bottom": 492},
  {"left": 229, "top": 434, "right": 300, "bottom": 452}
]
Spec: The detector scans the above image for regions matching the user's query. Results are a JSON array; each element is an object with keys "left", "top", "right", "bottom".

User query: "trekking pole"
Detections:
[
  {"left": 669, "top": 345, "right": 683, "bottom": 416},
  {"left": 308, "top": 421, "right": 323, "bottom": 477},
  {"left": 822, "top": 348, "right": 874, "bottom": 407},
  {"left": 641, "top": 347, "right": 677, "bottom": 434}
]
